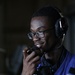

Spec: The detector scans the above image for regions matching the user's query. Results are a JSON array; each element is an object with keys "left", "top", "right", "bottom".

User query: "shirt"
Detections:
[{"left": 36, "top": 48, "right": 75, "bottom": 75}]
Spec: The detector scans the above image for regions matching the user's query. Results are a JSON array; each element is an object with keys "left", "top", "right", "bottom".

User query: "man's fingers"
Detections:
[
  {"left": 23, "top": 47, "right": 29, "bottom": 59},
  {"left": 26, "top": 51, "right": 36, "bottom": 62}
]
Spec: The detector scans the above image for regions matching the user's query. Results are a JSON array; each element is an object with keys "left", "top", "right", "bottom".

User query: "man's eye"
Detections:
[
  {"left": 38, "top": 31, "right": 43, "bottom": 34},
  {"left": 39, "top": 30, "right": 45, "bottom": 32}
]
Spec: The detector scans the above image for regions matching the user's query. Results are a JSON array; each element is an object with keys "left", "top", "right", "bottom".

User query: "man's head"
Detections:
[{"left": 28, "top": 6, "right": 68, "bottom": 52}]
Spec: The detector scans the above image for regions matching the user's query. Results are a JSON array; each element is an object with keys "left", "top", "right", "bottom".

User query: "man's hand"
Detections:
[{"left": 22, "top": 47, "right": 40, "bottom": 75}]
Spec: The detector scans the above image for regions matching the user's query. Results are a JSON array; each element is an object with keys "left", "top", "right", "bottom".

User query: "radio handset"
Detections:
[{"left": 26, "top": 46, "right": 43, "bottom": 57}]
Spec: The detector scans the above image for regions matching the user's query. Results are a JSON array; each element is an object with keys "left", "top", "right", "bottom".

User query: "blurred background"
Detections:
[{"left": 0, "top": 0, "right": 75, "bottom": 75}]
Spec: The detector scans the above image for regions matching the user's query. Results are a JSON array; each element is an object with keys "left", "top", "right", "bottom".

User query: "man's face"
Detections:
[{"left": 30, "top": 16, "right": 58, "bottom": 52}]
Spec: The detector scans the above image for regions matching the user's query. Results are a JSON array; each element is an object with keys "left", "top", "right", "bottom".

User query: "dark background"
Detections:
[{"left": 0, "top": 0, "right": 75, "bottom": 74}]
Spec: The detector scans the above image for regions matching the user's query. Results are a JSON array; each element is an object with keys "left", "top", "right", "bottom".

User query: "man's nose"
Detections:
[{"left": 32, "top": 35, "right": 40, "bottom": 41}]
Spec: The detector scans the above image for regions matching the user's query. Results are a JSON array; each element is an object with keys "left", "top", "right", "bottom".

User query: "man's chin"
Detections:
[{"left": 41, "top": 45, "right": 51, "bottom": 52}]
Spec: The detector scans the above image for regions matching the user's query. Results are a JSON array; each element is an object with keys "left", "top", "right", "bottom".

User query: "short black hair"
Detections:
[{"left": 32, "top": 5, "right": 61, "bottom": 25}]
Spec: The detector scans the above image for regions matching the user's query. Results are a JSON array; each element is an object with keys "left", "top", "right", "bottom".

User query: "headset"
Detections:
[
  {"left": 54, "top": 8, "right": 68, "bottom": 39},
  {"left": 50, "top": 7, "right": 68, "bottom": 48}
]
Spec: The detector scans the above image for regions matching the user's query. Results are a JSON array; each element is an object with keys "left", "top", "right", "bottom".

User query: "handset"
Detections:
[{"left": 26, "top": 46, "right": 43, "bottom": 57}]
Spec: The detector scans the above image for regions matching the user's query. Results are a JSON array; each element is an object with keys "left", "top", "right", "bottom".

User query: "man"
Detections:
[{"left": 22, "top": 6, "right": 75, "bottom": 75}]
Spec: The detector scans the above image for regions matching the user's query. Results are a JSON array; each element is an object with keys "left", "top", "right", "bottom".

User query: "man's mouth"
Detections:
[
  {"left": 35, "top": 42, "right": 44, "bottom": 48},
  {"left": 36, "top": 44, "right": 41, "bottom": 48}
]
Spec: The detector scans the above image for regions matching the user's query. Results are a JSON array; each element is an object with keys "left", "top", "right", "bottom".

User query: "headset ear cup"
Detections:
[
  {"left": 61, "top": 17, "right": 68, "bottom": 34},
  {"left": 55, "top": 18, "right": 63, "bottom": 38}
]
